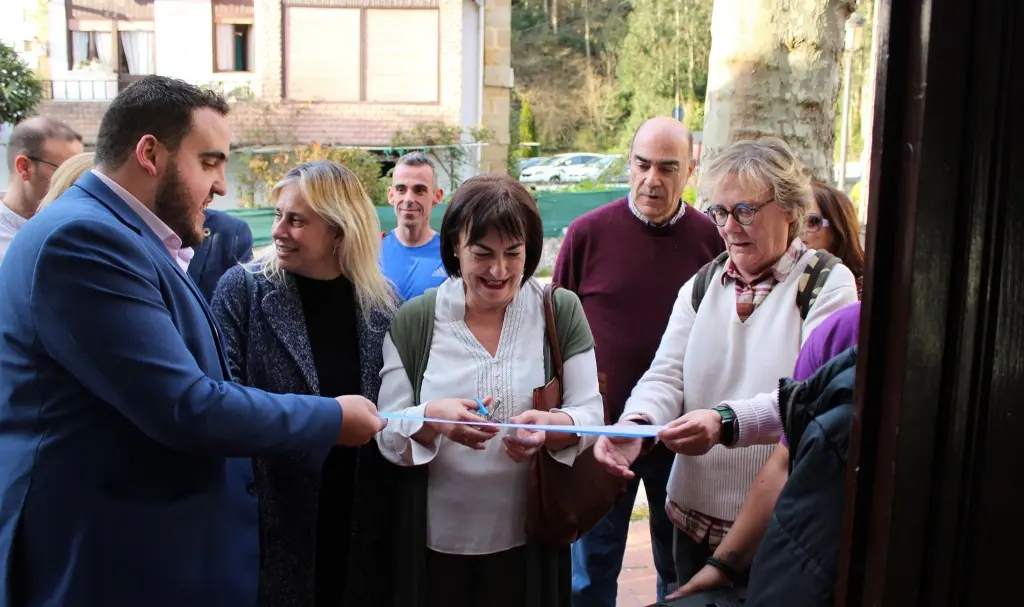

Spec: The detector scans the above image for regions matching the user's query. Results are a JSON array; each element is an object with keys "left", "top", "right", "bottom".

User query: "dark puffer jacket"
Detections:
[{"left": 745, "top": 346, "right": 858, "bottom": 607}]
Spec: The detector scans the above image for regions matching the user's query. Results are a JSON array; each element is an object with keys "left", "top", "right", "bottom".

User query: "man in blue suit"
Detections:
[
  {"left": 188, "top": 208, "right": 255, "bottom": 302},
  {"left": 0, "top": 76, "right": 386, "bottom": 607}
]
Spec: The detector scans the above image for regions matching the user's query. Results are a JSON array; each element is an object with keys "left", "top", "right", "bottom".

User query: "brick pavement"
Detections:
[{"left": 616, "top": 519, "right": 659, "bottom": 607}]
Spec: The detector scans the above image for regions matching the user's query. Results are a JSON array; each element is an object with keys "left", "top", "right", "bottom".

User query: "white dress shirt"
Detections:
[
  {"left": 376, "top": 278, "right": 604, "bottom": 555},
  {"left": 0, "top": 196, "right": 27, "bottom": 265}
]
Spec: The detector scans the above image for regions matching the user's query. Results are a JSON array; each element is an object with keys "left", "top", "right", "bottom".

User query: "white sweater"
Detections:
[
  {"left": 621, "top": 250, "right": 858, "bottom": 522},
  {"left": 375, "top": 278, "right": 605, "bottom": 555}
]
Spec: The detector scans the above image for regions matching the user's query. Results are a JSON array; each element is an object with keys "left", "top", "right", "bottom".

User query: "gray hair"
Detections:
[
  {"left": 395, "top": 151, "right": 437, "bottom": 186},
  {"left": 698, "top": 137, "right": 811, "bottom": 239}
]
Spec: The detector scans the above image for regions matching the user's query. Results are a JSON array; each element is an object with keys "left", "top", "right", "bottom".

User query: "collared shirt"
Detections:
[
  {"left": 627, "top": 192, "right": 687, "bottom": 227},
  {"left": 721, "top": 238, "right": 807, "bottom": 322},
  {"left": 668, "top": 237, "right": 808, "bottom": 547},
  {"left": 91, "top": 170, "right": 194, "bottom": 272}
]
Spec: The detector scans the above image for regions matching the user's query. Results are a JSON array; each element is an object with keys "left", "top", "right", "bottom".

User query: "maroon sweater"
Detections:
[{"left": 553, "top": 198, "right": 725, "bottom": 422}]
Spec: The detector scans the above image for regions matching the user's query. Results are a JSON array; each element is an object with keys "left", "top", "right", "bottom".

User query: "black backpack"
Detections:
[{"left": 690, "top": 249, "right": 840, "bottom": 319}]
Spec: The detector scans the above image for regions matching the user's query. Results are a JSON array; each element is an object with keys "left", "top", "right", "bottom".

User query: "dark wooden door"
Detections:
[{"left": 838, "top": 0, "right": 1024, "bottom": 605}]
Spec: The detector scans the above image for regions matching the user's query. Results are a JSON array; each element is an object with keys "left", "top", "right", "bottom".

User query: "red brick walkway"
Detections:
[{"left": 616, "top": 520, "right": 659, "bottom": 607}]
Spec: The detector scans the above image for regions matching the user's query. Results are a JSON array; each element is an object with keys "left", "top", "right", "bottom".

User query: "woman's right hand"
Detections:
[
  {"left": 424, "top": 396, "right": 499, "bottom": 450},
  {"left": 593, "top": 425, "right": 643, "bottom": 479}
]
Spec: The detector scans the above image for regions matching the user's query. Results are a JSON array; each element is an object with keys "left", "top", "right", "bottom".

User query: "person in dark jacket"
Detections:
[
  {"left": 212, "top": 160, "right": 398, "bottom": 607},
  {"left": 744, "top": 346, "right": 858, "bottom": 607},
  {"left": 188, "top": 208, "right": 254, "bottom": 302}
]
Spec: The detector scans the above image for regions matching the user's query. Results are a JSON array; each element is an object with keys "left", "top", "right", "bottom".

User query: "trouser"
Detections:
[
  {"left": 672, "top": 527, "right": 714, "bottom": 588},
  {"left": 426, "top": 546, "right": 527, "bottom": 607},
  {"left": 570, "top": 446, "right": 677, "bottom": 607}
]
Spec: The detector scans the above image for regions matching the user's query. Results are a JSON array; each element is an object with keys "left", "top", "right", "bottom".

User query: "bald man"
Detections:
[
  {"left": 1, "top": 116, "right": 84, "bottom": 262},
  {"left": 553, "top": 117, "right": 725, "bottom": 606}
]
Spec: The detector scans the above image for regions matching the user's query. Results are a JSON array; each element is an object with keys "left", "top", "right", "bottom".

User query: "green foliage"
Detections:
[
  {"left": 616, "top": 0, "right": 712, "bottom": 143},
  {"left": 519, "top": 97, "right": 538, "bottom": 157},
  {"left": 391, "top": 121, "right": 492, "bottom": 192},
  {"left": 0, "top": 41, "right": 43, "bottom": 125},
  {"left": 237, "top": 143, "right": 386, "bottom": 208}
]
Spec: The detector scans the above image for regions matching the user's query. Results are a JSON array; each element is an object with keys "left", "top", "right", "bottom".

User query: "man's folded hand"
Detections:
[{"left": 335, "top": 395, "right": 387, "bottom": 446}]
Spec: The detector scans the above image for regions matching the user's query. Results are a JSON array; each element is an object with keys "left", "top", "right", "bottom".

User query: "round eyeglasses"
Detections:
[
  {"left": 805, "top": 213, "right": 831, "bottom": 233},
  {"left": 704, "top": 200, "right": 774, "bottom": 227}
]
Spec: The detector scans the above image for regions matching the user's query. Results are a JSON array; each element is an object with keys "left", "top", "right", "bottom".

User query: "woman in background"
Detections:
[{"left": 804, "top": 181, "right": 866, "bottom": 299}]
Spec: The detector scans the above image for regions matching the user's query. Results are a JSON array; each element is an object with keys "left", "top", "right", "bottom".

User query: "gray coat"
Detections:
[{"left": 211, "top": 264, "right": 397, "bottom": 607}]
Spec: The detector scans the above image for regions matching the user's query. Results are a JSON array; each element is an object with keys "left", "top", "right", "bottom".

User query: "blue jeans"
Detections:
[{"left": 570, "top": 447, "right": 677, "bottom": 607}]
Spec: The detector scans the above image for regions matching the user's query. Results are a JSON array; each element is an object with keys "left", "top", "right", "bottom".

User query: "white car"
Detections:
[
  {"left": 563, "top": 154, "right": 625, "bottom": 183},
  {"left": 519, "top": 153, "right": 603, "bottom": 183}
]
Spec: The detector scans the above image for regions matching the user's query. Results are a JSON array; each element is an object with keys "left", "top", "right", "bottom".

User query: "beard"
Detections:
[{"left": 154, "top": 161, "right": 204, "bottom": 249}]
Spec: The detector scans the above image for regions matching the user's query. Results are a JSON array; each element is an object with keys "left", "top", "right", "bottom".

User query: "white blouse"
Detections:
[{"left": 376, "top": 278, "right": 604, "bottom": 555}]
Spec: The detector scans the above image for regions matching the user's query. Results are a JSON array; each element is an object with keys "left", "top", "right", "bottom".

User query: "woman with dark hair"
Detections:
[
  {"left": 804, "top": 181, "right": 866, "bottom": 298},
  {"left": 376, "top": 174, "right": 604, "bottom": 607}
]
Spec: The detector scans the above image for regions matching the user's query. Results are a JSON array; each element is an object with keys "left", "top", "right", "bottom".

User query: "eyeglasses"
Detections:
[
  {"left": 27, "top": 156, "right": 60, "bottom": 170},
  {"left": 704, "top": 200, "right": 774, "bottom": 227},
  {"left": 805, "top": 214, "right": 831, "bottom": 233}
]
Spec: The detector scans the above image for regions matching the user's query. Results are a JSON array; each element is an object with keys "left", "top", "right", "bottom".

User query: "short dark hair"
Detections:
[
  {"left": 6, "top": 116, "right": 82, "bottom": 171},
  {"left": 440, "top": 174, "right": 543, "bottom": 282},
  {"left": 810, "top": 181, "right": 865, "bottom": 277},
  {"left": 95, "top": 75, "right": 230, "bottom": 170}
]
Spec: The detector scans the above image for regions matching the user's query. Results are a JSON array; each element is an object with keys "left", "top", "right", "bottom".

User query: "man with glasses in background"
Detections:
[{"left": 1, "top": 116, "right": 84, "bottom": 262}]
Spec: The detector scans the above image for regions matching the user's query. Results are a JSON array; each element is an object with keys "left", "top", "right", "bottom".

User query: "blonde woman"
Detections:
[
  {"left": 212, "top": 160, "right": 398, "bottom": 607},
  {"left": 37, "top": 152, "right": 95, "bottom": 211}
]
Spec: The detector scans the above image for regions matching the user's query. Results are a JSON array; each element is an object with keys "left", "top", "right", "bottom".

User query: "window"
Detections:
[
  {"left": 215, "top": 24, "right": 255, "bottom": 72},
  {"left": 70, "top": 31, "right": 113, "bottom": 70},
  {"left": 284, "top": 6, "right": 440, "bottom": 103}
]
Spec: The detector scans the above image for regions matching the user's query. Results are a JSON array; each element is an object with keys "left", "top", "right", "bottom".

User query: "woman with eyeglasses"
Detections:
[
  {"left": 592, "top": 137, "right": 859, "bottom": 595},
  {"left": 804, "top": 181, "right": 866, "bottom": 299}
]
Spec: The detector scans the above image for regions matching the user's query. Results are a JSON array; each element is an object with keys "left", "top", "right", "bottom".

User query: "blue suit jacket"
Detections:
[
  {"left": 0, "top": 171, "right": 342, "bottom": 607},
  {"left": 188, "top": 209, "right": 254, "bottom": 303}
]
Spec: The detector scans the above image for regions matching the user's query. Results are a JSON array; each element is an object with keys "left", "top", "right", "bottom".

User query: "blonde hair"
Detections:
[
  {"left": 253, "top": 160, "right": 396, "bottom": 313},
  {"left": 698, "top": 137, "right": 811, "bottom": 240},
  {"left": 38, "top": 152, "right": 96, "bottom": 211}
]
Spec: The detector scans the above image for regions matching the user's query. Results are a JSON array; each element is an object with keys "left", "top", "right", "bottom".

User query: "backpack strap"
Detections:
[
  {"left": 795, "top": 250, "right": 840, "bottom": 320},
  {"left": 691, "top": 251, "right": 730, "bottom": 314},
  {"left": 387, "top": 287, "right": 439, "bottom": 402},
  {"left": 243, "top": 267, "right": 255, "bottom": 331}
]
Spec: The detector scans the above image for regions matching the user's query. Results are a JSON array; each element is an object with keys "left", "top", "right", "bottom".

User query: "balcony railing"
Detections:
[{"left": 42, "top": 74, "right": 258, "bottom": 102}]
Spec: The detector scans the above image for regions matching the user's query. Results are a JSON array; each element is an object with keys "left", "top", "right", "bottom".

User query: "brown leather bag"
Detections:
[{"left": 524, "top": 283, "right": 627, "bottom": 547}]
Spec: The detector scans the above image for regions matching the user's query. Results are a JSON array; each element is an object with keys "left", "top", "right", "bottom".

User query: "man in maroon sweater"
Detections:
[{"left": 555, "top": 117, "right": 724, "bottom": 606}]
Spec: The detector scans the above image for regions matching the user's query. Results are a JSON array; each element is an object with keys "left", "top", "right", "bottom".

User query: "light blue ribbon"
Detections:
[{"left": 378, "top": 411, "right": 663, "bottom": 438}]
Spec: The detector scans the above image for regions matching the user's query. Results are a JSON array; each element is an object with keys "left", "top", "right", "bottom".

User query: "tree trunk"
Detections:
[
  {"left": 858, "top": 0, "right": 879, "bottom": 223},
  {"left": 551, "top": 0, "right": 559, "bottom": 33},
  {"left": 700, "top": 0, "right": 855, "bottom": 186}
]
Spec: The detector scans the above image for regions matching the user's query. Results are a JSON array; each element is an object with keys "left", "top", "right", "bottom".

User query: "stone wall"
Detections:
[{"left": 480, "top": 0, "right": 513, "bottom": 173}]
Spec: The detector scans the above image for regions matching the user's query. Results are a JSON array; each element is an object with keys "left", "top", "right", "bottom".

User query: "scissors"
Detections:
[{"left": 473, "top": 397, "right": 489, "bottom": 417}]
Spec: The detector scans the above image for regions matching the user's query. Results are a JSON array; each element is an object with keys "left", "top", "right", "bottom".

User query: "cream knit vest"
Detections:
[{"left": 670, "top": 251, "right": 847, "bottom": 522}]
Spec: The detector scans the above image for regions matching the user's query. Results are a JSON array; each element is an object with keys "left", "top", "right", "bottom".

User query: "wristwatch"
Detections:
[{"left": 712, "top": 405, "right": 737, "bottom": 446}]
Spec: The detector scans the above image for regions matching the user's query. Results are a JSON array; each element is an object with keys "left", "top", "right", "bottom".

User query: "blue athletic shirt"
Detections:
[{"left": 380, "top": 231, "right": 447, "bottom": 301}]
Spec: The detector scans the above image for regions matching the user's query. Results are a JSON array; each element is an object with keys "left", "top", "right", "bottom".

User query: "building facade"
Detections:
[{"left": 32, "top": 0, "right": 512, "bottom": 173}]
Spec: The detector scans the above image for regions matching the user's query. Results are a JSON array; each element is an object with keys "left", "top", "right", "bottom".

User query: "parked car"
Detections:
[
  {"left": 563, "top": 154, "right": 626, "bottom": 183},
  {"left": 519, "top": 153, "right": 603, "bottom": 183},
  {"left": 516, "top": 156, "right": 550, "bottom": 174}
]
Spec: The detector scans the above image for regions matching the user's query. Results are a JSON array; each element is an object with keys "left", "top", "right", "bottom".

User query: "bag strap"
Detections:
[
  {"left": 691, "top": 251, "right": 729, "bottom": 314},
  {"left": 542, "top": 283, "right": 564, "bottom": 384},
  {"left": 389, "top": 288, "right": 439, "bottom": 403},
  {"left": 795, "top": 250, "right": 840, "bottom": 320},
  {"left": 243, "top": 268, "right": 254, "bottom": 328}
]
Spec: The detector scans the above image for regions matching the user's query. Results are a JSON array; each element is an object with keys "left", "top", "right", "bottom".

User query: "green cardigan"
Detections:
[{"left": 386, "top": 285, "right": 594, "bottom": 607}]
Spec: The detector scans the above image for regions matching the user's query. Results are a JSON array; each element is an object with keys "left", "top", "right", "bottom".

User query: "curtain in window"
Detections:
[
  {"left": 71, "top": 32, "right": 89, "bottom": 67},
  {"left": 216, "top": 24, "right": 235, "bottom": 71},
  {"left": 120, "top": 31, "right": 154, "bottom": 75},
  {"left": 94, "top": 32, "right": 114, "bottom": 70},
  {"left": 246, "top": 26, "right": 255, "bottom": 72}
]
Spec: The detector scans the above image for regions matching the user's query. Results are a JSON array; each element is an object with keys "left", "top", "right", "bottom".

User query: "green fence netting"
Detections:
[{"left": 227, "top": 187, "right": 631, "bottom": 247}]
